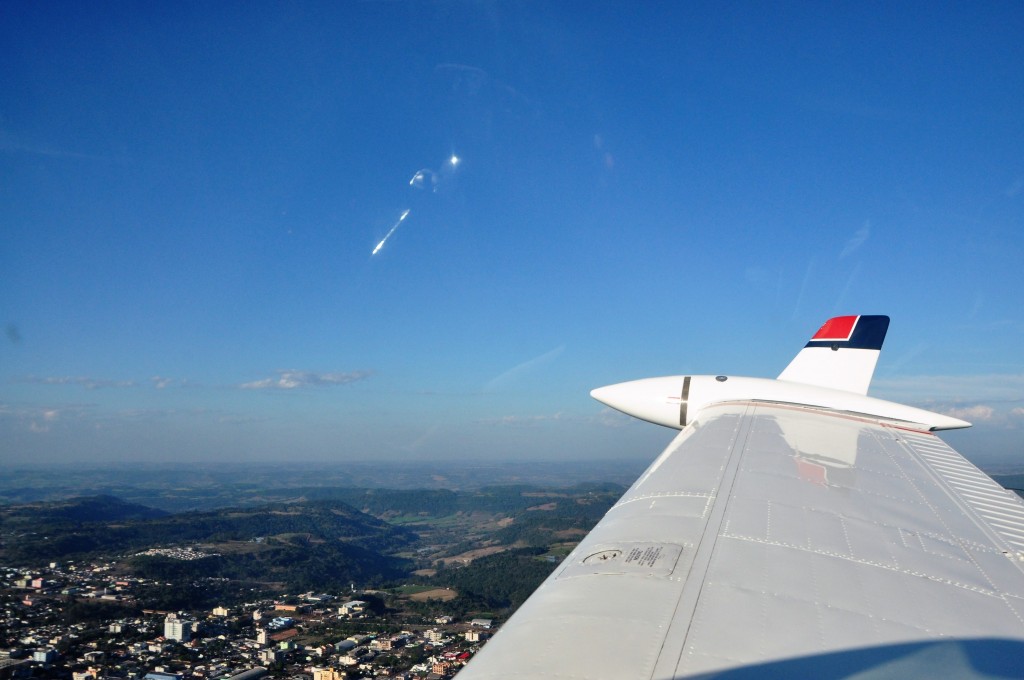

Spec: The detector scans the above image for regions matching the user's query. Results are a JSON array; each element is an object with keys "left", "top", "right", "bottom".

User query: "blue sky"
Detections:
[{"left": 2, "top": 2, "right": 1022, "bottom": 469}]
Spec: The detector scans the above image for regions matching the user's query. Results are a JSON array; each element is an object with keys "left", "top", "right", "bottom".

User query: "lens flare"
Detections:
[
  {"left": 409, "top": 169, "right": 437, "bottom": 190},
  {"left": 371, "top": 153, "right": 461, "bottom": 256},
  {"left": 371, "top": 209, "right": 411, "bottom": 255}
]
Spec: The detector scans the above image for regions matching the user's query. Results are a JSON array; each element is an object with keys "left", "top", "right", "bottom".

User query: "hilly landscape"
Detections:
[{"left": 0, "top": 481, "right": 626, "bottom": 616}]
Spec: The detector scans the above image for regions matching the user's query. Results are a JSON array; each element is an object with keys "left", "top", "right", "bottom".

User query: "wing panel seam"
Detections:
[{"left": 654, "top": 404, "right": 757, "bottom": 679}]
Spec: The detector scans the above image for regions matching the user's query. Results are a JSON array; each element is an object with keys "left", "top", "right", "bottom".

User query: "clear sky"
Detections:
[{"left": 2, "top": 2, "right": 1022, "bottom": 469}]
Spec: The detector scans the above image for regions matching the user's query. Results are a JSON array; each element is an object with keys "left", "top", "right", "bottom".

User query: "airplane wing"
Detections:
[{"left": 457, "top": 317, "right": 1024, "bottom": 678}]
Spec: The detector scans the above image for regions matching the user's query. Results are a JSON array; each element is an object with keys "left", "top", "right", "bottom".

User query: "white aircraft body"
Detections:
[{"left": 458, "top": 316, "right": 1024, "bottom": 678}]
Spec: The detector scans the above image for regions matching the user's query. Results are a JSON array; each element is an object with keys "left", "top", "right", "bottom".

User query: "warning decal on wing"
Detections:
[{"left": 558, "top": 542, "right": 683, "bottom": 578}]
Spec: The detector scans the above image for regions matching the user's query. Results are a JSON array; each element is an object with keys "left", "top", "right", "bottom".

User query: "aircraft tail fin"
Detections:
[{"left": 777, "top": 315, "right": 890, "bottom": 395}]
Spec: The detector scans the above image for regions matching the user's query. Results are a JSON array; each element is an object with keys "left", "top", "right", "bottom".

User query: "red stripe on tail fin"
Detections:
[{"left": 812, "top": 315, "right": 859, "bottom": 342}]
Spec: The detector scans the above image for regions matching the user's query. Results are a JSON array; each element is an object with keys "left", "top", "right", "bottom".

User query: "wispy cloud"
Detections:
[
  {"left": 28, "top": 407, "right": 61, "bottom": 433},
  {"left": 18, "top": 374, "right": 198, "bottom": 391},
  {"left": 484, "top": 345, "right": 565, "bottom": 391},
  {"left": 880, "top": 343, "right": 929, "bottom": 374},
  {"left": 1, "top": 401, "right": 268, "bottom": 436},
  {"left": 433, "top": 62, "right": 537, "bottom": 114},
  {"left": 107, "top": 407, "right": 264, "bottom": 425},
  {"left": 873, "top": 373, "right": 1024, "bottom": 403},
  {"left": 832, "top": 261, "right": 861, "bottom": 314},
  {"left": 21, "top": 375, "right": 137, "bottom": 389},
  {"left": 0, "top": 404, "right": 88, "bottom": 418},
  {"left": 1005, "top": 176, "right": 1024, "bottom": 198},
  {"left": 792, "top": 257, "right": 816, "bottom": 320},
  {"left": 0, "top": 403, "right": 93, "bottom": 434},
  {"left": 597, "top": 407, "right": 635, "bottom": 428},
  {"left": 479, "top": 407, "right": 637, "bottom": 429},
  {"left": 940, "top": 404, "right": 995, "bottom": 422},
  {"left": 0, "top": 130, "right": 114, "bottom": 162},
  {"left": 839, "top": 221, "right": 870, "bottom": 260},
  {"left": 479, "top": 412, "right": 573, "bottom": 427},
  {"left": 593, "top": 134, "right": 616, "bottom": 174},
  {"left": 873, "top": 373, "right": 1024, "bottom": 428},
  {"left": 239, "top": 370, "right": 372, "bottom": 390}
]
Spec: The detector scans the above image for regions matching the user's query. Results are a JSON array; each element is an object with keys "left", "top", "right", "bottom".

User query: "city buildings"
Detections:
[{"left": 1, "top": 561, "right": 492, "bottom": 679}]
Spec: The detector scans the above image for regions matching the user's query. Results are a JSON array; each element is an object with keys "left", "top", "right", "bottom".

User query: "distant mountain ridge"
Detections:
[
  {"left": 0, "top": 495, "right": 415, "bottom": 566},
  {"left": 0, "top": 460, "right": 647, "bottom": 512},
  {"left": 0, "top": 494, "right": 168, "bottom": 523}
]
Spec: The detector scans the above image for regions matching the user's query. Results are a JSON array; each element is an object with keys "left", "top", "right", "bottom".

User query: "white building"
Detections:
[
  {"left": 32, "top": 649, "right": 57, "bottom": 664},
  {"left": 259, "top": 649, "right": 282, "bottom": 664},
  {"left": 164, "top": 614, "right": 192, "bottom": 642},
  {"left": 337, "top": 600, "right": 367, "bottom": 617},
  {"left": 311, "top": 669, "right": 343, "bottom": 680}
]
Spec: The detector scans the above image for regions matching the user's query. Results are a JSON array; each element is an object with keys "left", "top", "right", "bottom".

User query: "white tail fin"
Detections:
[{"left": 777, "top": 315, "right": 890, "bottom": 394}]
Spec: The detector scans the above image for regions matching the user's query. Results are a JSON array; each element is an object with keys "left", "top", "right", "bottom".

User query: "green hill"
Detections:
[
  {"left": 0, "top": 496, "right": 415, "bottom": 568},
  {"left": 0, "top": 494, "right": 167, "bottom": 524}
]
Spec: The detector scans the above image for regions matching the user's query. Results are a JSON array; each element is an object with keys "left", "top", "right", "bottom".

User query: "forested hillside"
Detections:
[{"left": 0, "top": 496, "right": 414, "bottom": 562}]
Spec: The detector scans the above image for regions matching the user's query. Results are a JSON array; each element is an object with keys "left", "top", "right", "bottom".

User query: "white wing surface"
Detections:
[{"left": 457, "top": 317, "right": 1024, "bottom": 679}]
